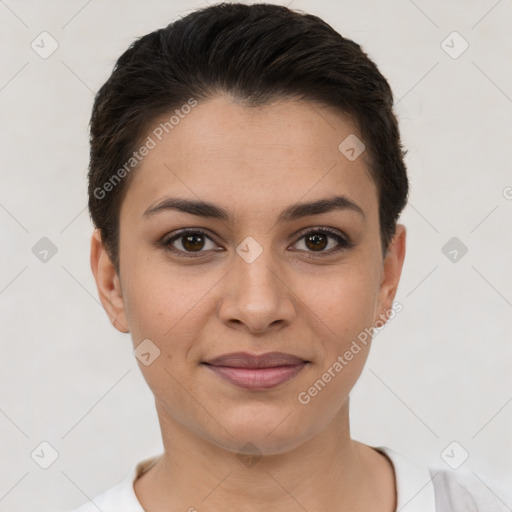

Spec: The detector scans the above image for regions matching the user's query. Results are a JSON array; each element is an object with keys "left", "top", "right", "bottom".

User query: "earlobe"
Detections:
[
  {"left": 375, "top": 224, "right": 406, "bottom": 325},
  {"left": 90, "top": 229, "right": 130, "bottom": 333}
]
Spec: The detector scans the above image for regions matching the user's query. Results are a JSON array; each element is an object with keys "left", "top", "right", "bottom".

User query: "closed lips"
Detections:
[
  {"left": 203, "top": 352, "right": 308, "bottom": 368},
  {"left": 202, "top": 352, "right": 309, "bottom": 390}
]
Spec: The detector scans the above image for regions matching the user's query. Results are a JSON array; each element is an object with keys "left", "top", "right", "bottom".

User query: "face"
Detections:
[{"left": 91, "top": 95, "right": 406, "bottom": 455}]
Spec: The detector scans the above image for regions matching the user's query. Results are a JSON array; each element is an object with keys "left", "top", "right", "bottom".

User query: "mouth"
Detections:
[{"left": 202, "top": 352, "right": 310, "bottom": 390}]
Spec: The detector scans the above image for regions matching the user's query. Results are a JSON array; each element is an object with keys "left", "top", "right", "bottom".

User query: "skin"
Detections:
[{"left": 91, "top": 95, "right": 406, "bottom": 511}]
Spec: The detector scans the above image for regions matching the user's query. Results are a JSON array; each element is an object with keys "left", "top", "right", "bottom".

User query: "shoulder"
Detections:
[
  {"left": 68, "top": 477, "right": 134, "bottom": 512},
  {"left": 376, "top": 446, "right": 510, "bottom": 512},
  {"left": 429, "top": 468, "right": 511, "bottom": 512},
  {"left": 68, "top": 455, "right": 161, "bottom": 512}
]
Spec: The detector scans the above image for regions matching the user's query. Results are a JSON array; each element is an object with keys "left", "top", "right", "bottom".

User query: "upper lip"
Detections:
[{"left": 203, "top": 352, "right": 308, "bottom": 368}]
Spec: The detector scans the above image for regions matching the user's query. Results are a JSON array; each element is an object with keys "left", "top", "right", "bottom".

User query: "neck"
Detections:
[{"left": 134, "top": 399, "right": 395, "bottom": 511}]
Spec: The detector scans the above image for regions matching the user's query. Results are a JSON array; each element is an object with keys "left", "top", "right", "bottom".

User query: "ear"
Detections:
[
  {"left": 375, "top": 224, "right": 406, "bottom": 326},
  {"left": 90, "top": 229, "right": 129, "bottom": 333}
]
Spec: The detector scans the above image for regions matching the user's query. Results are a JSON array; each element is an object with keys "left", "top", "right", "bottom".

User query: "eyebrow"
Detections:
[{"left": 142, "top": 195, "right": 365, "bottom": 223}]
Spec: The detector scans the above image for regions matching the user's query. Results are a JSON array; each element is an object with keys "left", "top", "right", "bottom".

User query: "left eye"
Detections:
[{"left": 291, "top": 229, "right": 351, "bottom": 256}]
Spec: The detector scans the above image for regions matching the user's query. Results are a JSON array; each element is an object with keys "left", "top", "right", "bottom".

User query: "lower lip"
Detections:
[{"left": 204, "top": 363, "right": 307, "bottom": 390}]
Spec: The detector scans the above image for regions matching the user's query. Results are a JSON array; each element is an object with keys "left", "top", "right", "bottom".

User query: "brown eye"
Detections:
[
  {"left": 304, "top": 232, "right": 328, "bottom": 251},
  {"left": 291, "top": 228, "right": 352, "bottom": 258},
  {"left": 181, "top": 233, "right": 206, "bottom": 252},
  {"left": 163, "top": 229, "right": 218, "bottom": 256}
]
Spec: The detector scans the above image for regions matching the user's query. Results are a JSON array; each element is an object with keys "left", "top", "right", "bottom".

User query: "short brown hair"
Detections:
[{"left": 88, "top": 2, "right": 409, "bottom": 271}]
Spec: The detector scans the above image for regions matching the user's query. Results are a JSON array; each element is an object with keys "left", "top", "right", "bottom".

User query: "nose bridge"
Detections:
[
  {"left": 219, "top": 236, "right": 295, "bottom": 332},
  {"left": 235, "top": 237, "right": 282, "bottom": 305},
  {"left": 239, "top": 247, "right": 278, "bottom": 294}
]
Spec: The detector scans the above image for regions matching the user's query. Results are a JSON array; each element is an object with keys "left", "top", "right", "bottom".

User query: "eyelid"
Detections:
[
  {"left": 161, "top": 227, "right": 216, "bottom": 245},
  {"left": 290, "top": 225, "right": 351, "bottom": 245},
  {"left": 161, "top": 227, "right": 221, "bottom": 257},
  {"left": 288, "top": 226, "right": 353, "bottom": 257},
  {"left": 160, "top": 226, "right": 352, "bottom": 258}
]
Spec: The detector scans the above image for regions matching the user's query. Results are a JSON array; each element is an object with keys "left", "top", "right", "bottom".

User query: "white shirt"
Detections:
[{"left": 70, "top": 446, "right": 510, "bottom": 511}]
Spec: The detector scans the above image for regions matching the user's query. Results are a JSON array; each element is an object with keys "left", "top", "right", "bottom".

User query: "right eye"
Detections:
[{"left": 162, "top": 229, "right": 221, "bottom": 257}]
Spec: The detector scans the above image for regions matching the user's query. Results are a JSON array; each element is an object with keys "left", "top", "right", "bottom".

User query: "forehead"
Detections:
[{"left": 121, "top": 96, "right": 378, "bottom": 223}]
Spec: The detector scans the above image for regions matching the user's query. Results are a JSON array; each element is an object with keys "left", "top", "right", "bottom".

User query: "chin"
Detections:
[
  {"left": 213, "top": 430, "right": 309, "bottom": 458},
  {"left": 203, "top": 406, "right": 316, "bottom": 457}
]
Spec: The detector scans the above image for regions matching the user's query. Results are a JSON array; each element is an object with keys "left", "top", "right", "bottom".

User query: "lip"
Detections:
[{"left": 202, "top": 352, "right": 309, "bottom": 390}]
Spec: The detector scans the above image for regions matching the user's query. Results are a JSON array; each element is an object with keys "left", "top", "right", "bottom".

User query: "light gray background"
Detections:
[{"left": 1, "top": 0, "right": 511, "bottom": 510}]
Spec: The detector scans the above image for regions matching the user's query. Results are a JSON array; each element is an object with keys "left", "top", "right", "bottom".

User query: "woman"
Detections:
[{"left": 73, "top": 3, "right": 507, "bottom": 510}]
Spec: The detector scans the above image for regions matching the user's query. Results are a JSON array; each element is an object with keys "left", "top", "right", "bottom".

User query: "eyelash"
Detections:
[{"left": 161, "top": 227, "right": 353, "bottom": 259}]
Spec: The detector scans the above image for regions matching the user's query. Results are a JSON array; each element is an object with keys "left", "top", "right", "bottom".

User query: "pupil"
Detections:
[
  {"left": 183, "top": 234, "right": 204, "bottom": 251},
  {"left": 306, "top": 233, "right": 327, "bottom": 251}
]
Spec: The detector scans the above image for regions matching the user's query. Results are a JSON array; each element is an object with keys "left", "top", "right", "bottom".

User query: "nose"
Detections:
[{"left": 218, "top": 248, "right": 296, "bottom": 335}]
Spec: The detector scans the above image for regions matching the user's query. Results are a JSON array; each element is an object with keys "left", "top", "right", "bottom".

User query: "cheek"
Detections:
[
  {"left": 292, "top": 269, "right": 379, "bottom": 421},
  {"left": 296, "top": 261, "right": 382, "bottom": 349},
  {"left": 123, "top": 274, "right": 191, "bottom": 343},
  {"left": 121, "top": 267, "right": 206, "bottom": 413},
  {"left": 121, "top": 254, "right": 218, "bottom": 353}
]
